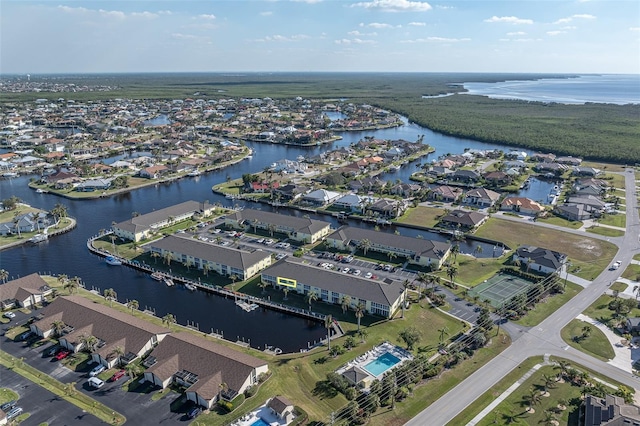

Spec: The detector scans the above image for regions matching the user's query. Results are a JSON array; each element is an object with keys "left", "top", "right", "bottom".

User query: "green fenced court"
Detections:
[{"left": 468, "top": 272, "right": 535, "bottom": 308}]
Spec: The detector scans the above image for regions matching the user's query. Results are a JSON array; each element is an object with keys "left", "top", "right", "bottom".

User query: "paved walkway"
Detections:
[{"left": 576, "top": 313, "right": 633, "bottom": 372}]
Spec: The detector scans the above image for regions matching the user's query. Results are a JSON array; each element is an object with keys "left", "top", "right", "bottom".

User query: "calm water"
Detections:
[
  {"left": 463, "top": 74, "right": 640, "bottom": 105},
  {"left": 1, "top": 116, "right": 517, "bottom": 351}
]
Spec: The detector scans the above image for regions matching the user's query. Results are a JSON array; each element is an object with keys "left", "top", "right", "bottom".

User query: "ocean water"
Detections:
[{"left": 463, "top": 74, "right": 640, "bottom": 105}]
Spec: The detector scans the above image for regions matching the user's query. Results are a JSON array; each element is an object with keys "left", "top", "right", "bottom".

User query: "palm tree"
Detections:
[
  {"left": 357, "top": 328, "right": 368, "bottom": 343},
  {"left": 282, "top": 287, "right": 290, "bottom": 300},
  {"left": 523, "top": 386, "right": 542, "bottom": 411},
  {"left": 202, "top": 263, "right": 210, "bottom": 277},
  {"left": 127, "top": 299, "right": 139, "bottom": 313},
  {"left": 64, "top": 276, "right": 80, "bottom": 294},
  {"left": 554, "top": 360, "right": 571, "bottom": 380},
  {"left": 124, "top": 363, "right": 142, "bottom": 381},
  {"left": 306, "top": 291, "right": 319, "bottom": 312},
  {"left": 401, "top": 279, "right": 411, "bottom": 318},
  {"left": 162, "top": 313, "right": 177, "bottom": 329},
  {"left": 163, "top": 252, "right": 174, "bottom": 266},
  {"left": 218, "top": 382, "right": 229, "bottom": 402},
  {"left": 258, "top": 280, "right": 269, "bottom": 295},
  {"left": 474, "top": 244, "right": 483, "bottom": 257},
  {"left": 80, "top": 334, "right": 98, "bottom": 353},
  {"left": 340, "top": 295, "right": 352, "bottom": 314},
  {"left": 0, "top": 269, "right": 8, "bottom": 283},
  {"left": 324, "top": 315, "right": 333, "bottom": 351},
  {"left": 150, "top": 251, "right": 161, "bottom": 264},
  {"left": 51, "top": 320, "right": 65, "bottom": 337},
  {"left": 387, "top": 251, "right": 398, "bottom": 264},
  {"left": 57, "top": 273, "right": 69, "bottom": 287},
  {"left": 450, "top": 244, "right": 460, "bottom": 263},
  {"left": 355, "top": 303, "right": 365, "bottom": 332},
  {"left": 103, "top": 288, "right": 117, "bottom": 307},
  {"left": 111, "top": 345, "right": 124, "bottom": 366},
  {"left": 446, "top": 265, "right": 458, "bottom": 287},
  {"left": 183, "top": 259, "right": 194, "bottom": 271},
  {"left": 358, "top": 238, "right": 371, "bottom": 256},
  {"left": 542, "top": 410, "right": 558, "bottom": 426},
  {"left": 438, "top": 326, "right": 449, "bottom": 349}
]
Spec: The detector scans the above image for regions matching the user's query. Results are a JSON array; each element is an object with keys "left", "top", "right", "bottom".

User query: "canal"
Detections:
[{"left": 1, "top": 117, "right": 521, "bottom": 352}]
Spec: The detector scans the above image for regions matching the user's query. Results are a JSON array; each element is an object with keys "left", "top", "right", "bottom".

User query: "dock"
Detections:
[{"left": 236, "top": 299, "right": 259, "bottom": 312}]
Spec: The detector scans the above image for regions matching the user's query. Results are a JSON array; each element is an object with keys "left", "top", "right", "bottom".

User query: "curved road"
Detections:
[{"left": 407, "top": 169, "right": 640, "bottom": 426}]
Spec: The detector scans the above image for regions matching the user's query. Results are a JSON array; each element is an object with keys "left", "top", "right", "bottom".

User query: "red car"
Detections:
[
  {"left": 55, "top": 349, "right": 71, "bottom": 360},
  {"left": 109, "top": 370, "right": 126, "bottom": 382}
]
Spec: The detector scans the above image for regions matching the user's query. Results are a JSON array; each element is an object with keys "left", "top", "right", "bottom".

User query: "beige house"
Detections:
[
  {"left": 223, "top": 209, "right": 332, "bottom": 244},
  {"left": 30, "top": 296, "right": 170, "bottom": 368},
  {"left": 261, "top": 260, "right": 405, "bottom": 318},
  {"left": 267, "top": 396, "right": 296, "bottom": 423},
  {"left": 143, "top": 332, "right": 268, "bottom": 409},
  {"left": 0, "top": 273, "right": 52, "bottom": 310},
  {"left": 148, "top": 235, "right": 272, "bottom": 280},
  {"left": 326, "top": 226, "right": 451, "bottom": 269},
  {"left": 113, "top": 200, "right": 216, "bottom": 242}
]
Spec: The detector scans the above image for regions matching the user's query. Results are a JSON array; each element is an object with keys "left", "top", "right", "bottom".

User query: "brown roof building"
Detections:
[
  {"left": 0, "top": 273, "right": 52, "bottom": 310},
  {"left": 143, "top": 332, "right": 268, "bottom": 409}
]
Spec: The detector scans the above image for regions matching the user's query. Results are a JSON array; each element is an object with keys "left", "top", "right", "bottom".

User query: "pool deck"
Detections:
[
  {"left": 231, "top": 405, "right": 288, "bottom": 426},
  {"left": 335, "top": 341, "right": 413, "bottom": 381}
]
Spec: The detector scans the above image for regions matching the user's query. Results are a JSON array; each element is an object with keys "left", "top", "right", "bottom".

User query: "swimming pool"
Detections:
[
  {"left": 363, "top": 352, "right": 401, "bottom": 377},
  {"left": 250, "top": 418, "right": 270, "bottom": 426}
]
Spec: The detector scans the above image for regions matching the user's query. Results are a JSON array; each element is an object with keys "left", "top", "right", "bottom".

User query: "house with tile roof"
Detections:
[
  {"left": 438, "top": 210, "right": 488, "bottom": 230},
  {"left": 31, "top": 296, "right": 171, "bottom": 368},
  {"left": 0, "top": 274, "right": 52, "bottom": 310},
  {"left": 112, "top": 200, "right": 216, "bottom": 242},
  {"left": 224, "top": 209, "right": 332, "bottom": 244},
  {"left": 143, "top": 332, "right": 268, "bottom": 409},
  {"left": 500, "top": 197, "right": 545, "bottom": 216},
  {"left": 261, "top": 260, "right": 405, "bottom": 318},
  {"left": 326, "top": 226, "right": 450, "bottom": 269},
  {"left": 462, "top": 187, "right": 502, "bottom": 208},
  {"left": 148, "top": 235, "right": 272, "bottom": 280}
]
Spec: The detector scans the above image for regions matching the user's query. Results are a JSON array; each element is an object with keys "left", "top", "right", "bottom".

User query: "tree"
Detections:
[
  {"left": 282, "top": 287, "right": 289, "bottom": 300},
  {"left": 103, "top": 288, "right": 117, "bottom": 307},
  {"left": 581, "top": 325, "right": 592, "bottom": 340},
  {"left": 50, "top": 203, "right": 68, "bottom": 223},
  {"left": 127, "top": 299, "right": 139, "bottom": 313},
  {"left": 355, "top": 303, "right": 365, "bottom": 332},
  {"left": 163, "top": 252, "right": 174, "bottom": 266},
  {"left": 340, "top": 295, "right": 351, "bottom": 314},
  {"left": 1, "top": 196, "right": 20, "bottom": 211},
  {"left": 358, "top": 238, "right": 371, "bottom": 256},
  {"left": 51, "top": 320, "right": 65, "bottom": 337},
  {"left": 162, "top": 313, "right": 176, "bottom": 329},
  {"left": 438, "top": 326, "right": 449, "bottom": 348},
  {"left": 399, "top": 327, "right": 421, "bottom": 350},
  {"left": 306, "top": 291, "right": 319, "bottom": 312},
  {"left": 450, "top": 244, "right": 460, "bottom": 263},
  {"left": 0, "top": 269, "right": 8, "bottom": 283},
  {"left": 401, "top": 279, "right": 411, "bottom": 318},
  {"left": 79, "top": 334, "right": 98, "bottom": 353},
  {"left": 124, "top": 363, "right": 142, "bottom": 381},
  {"left": 111, "top": 346, "right": 125, "bottom": 366},
  {"left": 523, "top": 386, "right": 542, "bottom": 411},
  {"left": 258, "top": 280, "right": 269, "bottom": 295},
  {"left": 64, "top": 276, "right": 81, "bottom": 294},
  {"left": 446, "top": 265, "right": 458, "bottom": 287},
  {"left": 324, "top": 315, "right": 333, "bottom": 351},
  {"left": 150, "top": 251, "right": 161, "bottom": 264},
  {"left": 357, "top": 328, "right": 368, "bottom": 343}
]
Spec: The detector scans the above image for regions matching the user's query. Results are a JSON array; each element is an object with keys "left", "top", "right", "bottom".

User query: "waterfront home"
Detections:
[
  {"left": 482, "top": 171, "right": 512, "bottom": 187},
  {"left": 31, "top": 296, "right": 170, "bottom": 368},
  {"left": 143, "top": 332, "right": 268, "bottom": 409},
  {"left": 272, "top": 184, "right": 309, "bottom": 202},
  {"left": 429, "top": 185, "right": 464, "bottom": 203},
  {"left": 530, "top": 153, "right": 556, "bottom": 163},
  {"left": 326, "top": 226, "right": 451, "bottom": 269},
  {"left": 0, "top": 273, "right": 52, "bottom": 310},
  {"left": 267, "top": 396, "right": 296, "bottom": 424},
  {"left": 554, "top": 203, "right": 592, "bottom": 221},
  {"left": 500, "top": 197, "right": 545, "bottom": 216},
  {"left": 572, "top": 166, "right": 602, "bottom": 177},
  {"left": 451, "top": 169, "right": 481, "bottom": 184},
  {"left": 0, "top": 212, "right": 50, "bottom": 236},
  {"left": 582, "top": 394, "right": 640, "bottom": 426},
  {"left": 533, "top": 162, "right": 569, "bottom": 175},
  {"left": 512, "top": 245, "right": 567, "bottom": 274},
  {"left": 566, "top": 195, "right": 607, "bottom": 212},
  {"left": 148, "top": 235, "right": 272, "bottom": 280},
  {"left": 332, "top": 193, "right": 369, "bottom": 213},
  {"left": 139, "top": 164, "right": 169, "bottom": 179},
  {"left": 438, "top": 210, "right": 488, "bottom": 231},
  {"left": 261, "top": 260, "right": 406, "bottom": 318},
  {"left": 389, "top": 183, "right": 421, "bottom": 197},
  {"left": 366, "top": 198, "right": 407, "bottom": 218},
  {"left": 349, "top": 177, "right": 385, "bottom": 193},
  {"left": 426, "top": 165, "right": 453, "bottom": 178},
  {"left": 462, "top": 187, "right": 502, "bottom": 208},
  {"left": 223, "top": 209, "right": 332, "bottom": 244},
  {"left": 75, "top": 178, "right": 113, "bottom": 192},
  {"left": 555, "top": 156, "right": 582, "bottom": 166},
  {"left": 113, "top": 200, "right": 216, "bottom": 242},
  {"left": 301, "top": 189, "right": 342, "bottom": 207}
]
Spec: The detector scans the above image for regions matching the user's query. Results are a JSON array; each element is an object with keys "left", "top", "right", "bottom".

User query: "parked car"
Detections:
[
  {"left": 17, "top": 331, "right": 34, "bottom": 341},
  {"left": 364, "top": 272, "right": 373, "bottom": 279},
  {"left": 352, "top": 270, "right": 361, "bottom": 276},
  {"left": 55, "top": 349, "right": 71, "bottom": 360},
  {"left": 44, "top": 345, "right": 60, "bottom": 357},
  {"left": 611, "top": 260, "right": 622, "bottom": 270},
  {"left": 275, "top": 253, "right": 287, "bottom": 260},
  {"left": 3, "top": 311, "right": 16, "bottom": 319},
  {"left": 89, "top": 364, "right": 106, "bottom": 377},
  {"left": 186, "top": 406, "right": 202, "bottom": 419},
  {"left": 88, "top": 377, "right": 105, "bottom": 388},
  {"left": 109, "top": 370, "right": 126, "bottom": 382},
  {"left": 0, "top": 400, "right": 16, "bottom": 412},
  {"left": 6, "top": 406, "right": 23, "bottom": 420},
  {"left": 341, "top": 267, "right": 350, "bottom": 274}
]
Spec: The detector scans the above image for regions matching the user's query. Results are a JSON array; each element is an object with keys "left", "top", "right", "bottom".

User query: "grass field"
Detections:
[
  {"left": 560, "top": 319, "right": 615, "bottom": 361},
  {"left": 514, "top": 282, "right": 582, "bottom": 327},
  {"left": 586, "top": 226, "right": 625, "bottom": 237},
  {"left": 535, "top": 215, "right": 583, "bottom": 229},
  {"left": 583, "top": 294, "right": 640, "bottom": 329},
  {"left": 597, "top": 213, "right": 626, "bottom": 228},
  {"left": 394, "top": 206, "right": 444, "bottom": 228},
  {"left": 474, "top": 218, "right": 618, "bottom": 280}
]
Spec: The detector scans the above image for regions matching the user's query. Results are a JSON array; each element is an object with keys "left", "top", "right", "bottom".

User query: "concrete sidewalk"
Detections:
[{"left": 576, "top": 314, "right": 633, "bottom": 372}]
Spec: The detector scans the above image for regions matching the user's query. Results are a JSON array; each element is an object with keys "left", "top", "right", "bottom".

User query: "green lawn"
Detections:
[
  {"left": 583, "top": 294, "right": 640, "bottom": 328},
  {"left": 621, "top": 264, "right": 640, "bottom": 281},
  {"left": 586, "top": 226, "right": 625, "bottom": 237},
  {"left": 514, "top": 282, "right": 582, "bottom": 327},
  {"left": 536, "top": 215, "right": 583, "bottom": 229},
  {"left": 395, "top": 206, "right": 444, "bottom": 228},
  {"left": 560, "top": 319, "right": 615, "bottom": 361},
  {"left": 436, "top": 255, "right": 509, "bottom": 287},
  {"left": 610, "top": 281, "right": 628, "bottom": 292}
]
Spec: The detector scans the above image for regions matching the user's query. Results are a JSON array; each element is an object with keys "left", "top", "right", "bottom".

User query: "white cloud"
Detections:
[
  {"left": 291, "top": 0, "right": 323, "bottom": 3},
  {"left": 57, "top": 5, "right": 89, "bottom": 14},
  {"left": 401, "top": 36, "right": 470, "bottom": 43},
  {"left": 630, "top": 27, "right": 640, "bottom": 32},
  {"left": 506, "top": 31, "right": 526, "bottom": 36},
  {"left": 547, "top": 30, "right": 566, "bottom": 36},
  {"left": 360, "top": 22, "right": 396, "bottom": 29},
  {"left": 158, "top": 10, "right": 173, "bottom": 15},
  {"left": 172, "top": 33, "right": 198, "bottom": 40},
  {"left": 553, "top": 14, "right": 596, "bottom": 24},
  {"left": 350, "top": 0, "right": 432, "bottom": 13},
  {"left": 561, "top": 26, "right": 577, "bottom": 30},
  {"left": 98, "top": 9, "right": 126, "bottom": 20},
  {"left": 348, "top": 30, "right": 378, "bottom": 36},
  {"left": 260, "top": 34, "right": 311, "bottom": 42},
  {"left": 198, "top": 14, "right": 216, "bottom": 20},
  {"left": 484, "top": 16, "right": 533, "bottom": 25},
  {"left": 408, "top": 22, "right": 426, "bottom": 26},
  {"left": 334, "top": 38, "right": 376, "bottom": 44},
  {"left": 131, "top": 11, "right": 158, "bottom": 19},
  {"left": 260, "top": 11, "right": 274, "bottom": 16}
]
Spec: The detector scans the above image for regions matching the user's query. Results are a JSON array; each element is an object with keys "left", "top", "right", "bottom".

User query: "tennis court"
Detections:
[{"left": 468, "top": 272, "right": 534, "bottom": 308}]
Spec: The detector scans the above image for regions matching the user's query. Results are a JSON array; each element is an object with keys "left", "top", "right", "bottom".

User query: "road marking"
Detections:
[{"left": 564, "top": 345, "right": 570, "bottom": 350}]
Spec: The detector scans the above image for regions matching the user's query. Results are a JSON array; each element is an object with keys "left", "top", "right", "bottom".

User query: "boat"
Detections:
[
  {"left": 29, "top": 233, "right": 48, "bottom": 244},
  {"left": 389, "top": 165, "right": 401, "bottom": 171},
  {"left": 105, "top": 255, "right": 122, "bottom": 266},
  {"left": 236, "top": 299, "right": 259, "bottom": 312},
  {"left": 163, "top": 277, "right": 175, "bottom": 287},
  {"left": 2, "top": 172, "right": 18, "bottom": 178},
  {"left": 187, "top": 170, "right": 201, "bottom": 177},
  {"left": 36, "top": 188, "right": 46, "bottom": 193},
  {"left": 150, "top": 272, "right": 164, "bottom": 281},
  {"left": 184, "top": 283, "right": 197, "bottom": 291}
]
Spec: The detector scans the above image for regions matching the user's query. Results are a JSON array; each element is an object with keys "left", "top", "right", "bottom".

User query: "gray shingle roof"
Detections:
[
  {"left": 114, "top": 200, "right": 212, "bottom": 233},
  {"left": 149, "top": 235, "right": 271, "bottom": 270},
  {"left": 0, "top": 273, "right": 49, "bottom": 305},
  {"left": 226, "top": 208, "right": 331, "bottom": 236}
]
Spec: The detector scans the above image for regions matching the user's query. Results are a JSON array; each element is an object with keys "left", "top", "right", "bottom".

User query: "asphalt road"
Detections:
[{"left": 407, "top": 169, "right": 640, "bottom": 426}]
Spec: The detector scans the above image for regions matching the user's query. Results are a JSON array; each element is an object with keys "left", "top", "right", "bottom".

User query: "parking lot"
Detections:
[{"left": 2, "top": 315, "right": 193, "bottom": 425}]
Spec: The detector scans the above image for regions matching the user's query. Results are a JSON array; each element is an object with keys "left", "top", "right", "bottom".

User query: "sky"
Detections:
[{"left": 1, "top": 0, "right": 639, "bottom": 74}]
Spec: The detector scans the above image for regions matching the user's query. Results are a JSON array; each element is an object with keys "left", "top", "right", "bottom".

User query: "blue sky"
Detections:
[{"left": 1, "top": 0, "right": 639, "bottom": 74}]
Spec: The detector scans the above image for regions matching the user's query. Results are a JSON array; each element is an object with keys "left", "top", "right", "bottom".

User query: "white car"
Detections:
[
  {"left": 364, "top": 272, "right": 373, "bottom": 279},
  {"left": 3, "top": 311, "right": 16, "bottom": 319},
  {"left": 341, "top": 267, "right": 350, "bottom": 274},
  {"left": 89, "top": 364, "right": 106, "bottom": 377},
  {"left": 88, "top": 377, "right": 105, "bottom": 388},
  {"left": 611, "top": 260, "right": 622, "bottom": 270},
  {"left": 352, "top": 270, "right": 361, "bottom": 276}
]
